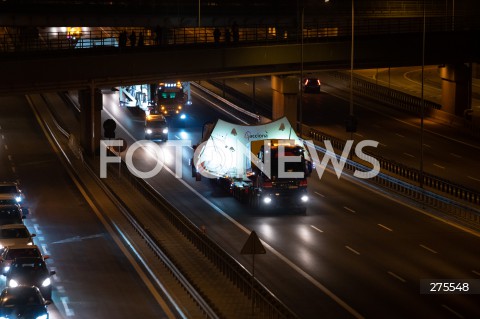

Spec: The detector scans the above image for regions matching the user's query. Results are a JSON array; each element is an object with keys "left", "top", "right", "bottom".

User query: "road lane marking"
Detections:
[
  {"left": 60, "top": 297, "right": 75, "bottom": 317},
  {"left": 314, "top": 191, "right": 325, "bottom": 197},
  {"left": 4, "top": 144, "right": 7, "bottom": 150},
  {"left": 41, "top": 244, "right": 50, "bottom": 256},
  {"left": 11, "top": 166, "right": 15, "bottom": 173},
  {"left": 103, "top": 108, "right": 365, "bottom": 319},
  {"left": 441, "top": 305, "right": 464, "bottom": 318},
  {"left": 243, "top": 82, "right": 249, "bottom": 86},
  {"left": 56, "top": 285, "right": 66, "bottom": 293},
  {"left": 450, "top": 153, "right": 462, "bottom": 158},
  {"left": 310, "top": 225, "right": 323, "bottom": 233},
  {"left": 433, "top": 164, "right": 445, "bottom": 169},
  {"left": 378, "top": 224, "right": 393, "bottom": 232},
  {"left": 353, "top": 133, "right": 363, "bottom": 137},
  {"left": 343, "top": 206, "right": 356, "bottom": 213},
  {"left": 472, "top": 270, "right": 480, "bottom": 276},
  {"left": 403, "top": 152, "right": 415, "bottom": 158},
  {"left": 379, "top": 143, "right": 387, "bottom": 147},
  {"left": 7, "top": 155, "right": 12, "bottom": 161},
  {"left": 423, "top": 144, "right": 431, "bottom": 148},
  {"left": 467, "top": 176, "right": 480, "bottom": 182},
  {"left": 345, "top": 246, "right": 360, "bottom": 255},
  {"left": 419, "top": 244, "right": 437, "bottom": 254},
  {"left": 387, "top": 271, "right": 406, "bottom": 282},
  {"left": 1, "top": 134, "right": 4, "bottom": 139},
  {"left": 33, "top": 224, "right": 43, "bottom": 235},
  {"left": 395, "top": 133, "right": 405, "bottom": 138}
]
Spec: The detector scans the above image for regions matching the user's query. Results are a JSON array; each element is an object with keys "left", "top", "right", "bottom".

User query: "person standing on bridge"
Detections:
[
  {"left": 129, "top": 30, "right": 137, "bottom": 47},
  {"left": 224, "top": 28, "right": 231, "bottom": 43},
  {"left": 214, "top": 27, "right": 221, "bottom": 44},
  {"left": 138, "top": 32, "right": 144, "bottom": 47},
  {"left": 232, "top": 21, "right": 239, "bottom": 43}
]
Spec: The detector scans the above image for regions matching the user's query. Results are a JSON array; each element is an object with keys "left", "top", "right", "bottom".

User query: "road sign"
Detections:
[{"left": 241, "top": 230, "right": 266, "bottom": 255}]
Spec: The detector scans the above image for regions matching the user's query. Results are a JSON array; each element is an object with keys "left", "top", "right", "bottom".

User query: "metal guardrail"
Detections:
[
  {"left": 304, "top": 140, "right": 480, "bottom": 227},
  {"left": 117, "top": 160, "right": 298, "bottom": 319},
  {"left": 307, "top": 127, "right": 480, "bottom": 208}
]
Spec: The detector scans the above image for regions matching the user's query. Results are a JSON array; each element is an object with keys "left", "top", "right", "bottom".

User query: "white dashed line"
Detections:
[
  {"left": 33, "top": 224, "right": 42, "bottom": 235},
  {"left": 7, "top": 155, "right": 12, "bottom": 161},
  {"left": 441, "top": 305, "right": 464, "bottom": 318},
  {"left": 387, "top": 271, "right": 406, "bottom": 282},
  {"left": 314, "top": 191, "right": 325, "bottom": 197},
  {"left": 450, "top": 153, "right": 462, "bottom": 158},
  {"left": 345, "top": 246, "right": 360, "bottom": 255},
  {"left": 378, "top": 224, "right": 393, "bottom": 232},
  {"left": 423, "top": 144, "right": 431, "bottom": 148},
  {"left": 403, "top": 152, "right": 415, "bottom": 158},
  {"left": 379, "top": 143, "right": 387, "bottom": 147},
  {"left": 4, "top": 144, "right": 8, "bottom": 150},
  {"left": 395, "top": 133, "right": 405, "bottom": 138},
  {"left": 467, "top": 176, "right": 480, "bottom": 182},
  {"left": 60, "top": 297, "right": 75, "bottom": 317},
  {"left": 310, "top": 225, "right": 323, "bottom": 233},
  {"left": 41, "top": 244, "right": 50, "bottom": 256},
  {"left": 243, "top": 82, "right": 249, "bottom": 86},
  {"left": 419, "top": 244, "right": 437, "bottom": 254},
  {"left": 343, "top": 206, "right": 356, "bottom": 213},
  {"left": 433, "top": 164, "right": 445, "bottom": 169},
  {"left": 353, "top": 133, "right": 364, "bottom": 137},
  {"left": 1, "top": 134, "right": 4, "bottom": 139},
  {"left": 11, "top": 167, "right": 15, "bottom": 173}
]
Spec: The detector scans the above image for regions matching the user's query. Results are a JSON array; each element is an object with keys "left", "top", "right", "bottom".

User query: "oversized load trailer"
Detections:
[{"left": 192, "top": 117, "right": 312, "bottom": 213}]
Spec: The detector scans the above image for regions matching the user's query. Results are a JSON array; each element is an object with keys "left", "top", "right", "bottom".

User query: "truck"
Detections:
[
  {"left": 192, "top": 117, "right": 312, "bottom": 213},
  {"left": 154, "top": 81, "right": 187, "bottom": 118}
]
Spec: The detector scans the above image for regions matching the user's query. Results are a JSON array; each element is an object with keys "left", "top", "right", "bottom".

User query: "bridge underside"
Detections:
[{"left": 0, "top": 31, "right": 479, "bottom": 96}]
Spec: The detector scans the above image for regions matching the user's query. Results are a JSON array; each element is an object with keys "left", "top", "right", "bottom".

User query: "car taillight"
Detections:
[
  {"left": 299, "top": 179, "right": 307, "bottom": 187},
  {"left": 263, "top": 181, "right": 273, "bottom": 188}
]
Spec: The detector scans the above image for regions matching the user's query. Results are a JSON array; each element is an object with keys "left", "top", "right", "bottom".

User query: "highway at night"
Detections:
[{"left": 3, "top": 86, "right": 475, "bottom": 318}]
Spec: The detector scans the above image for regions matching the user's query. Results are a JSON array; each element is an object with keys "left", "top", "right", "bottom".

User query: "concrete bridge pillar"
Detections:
[
  {"left": 79, "top": 88, "right": 102, "bottom": 156},
  {"left": 439, "top": 64, "right": 472, "bottom": 116},
  {"left": 271, "top": 75, "right": 299, "bottom": 129}
]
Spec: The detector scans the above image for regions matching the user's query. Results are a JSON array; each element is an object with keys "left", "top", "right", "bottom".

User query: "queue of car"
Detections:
[{"left": 0, "top": 182, "right": 53, "bottom": 319}]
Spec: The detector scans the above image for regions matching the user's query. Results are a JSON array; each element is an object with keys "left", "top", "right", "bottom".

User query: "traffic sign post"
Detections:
[{"left": 241, "top": 230, "right": 266, "bottom": 316}]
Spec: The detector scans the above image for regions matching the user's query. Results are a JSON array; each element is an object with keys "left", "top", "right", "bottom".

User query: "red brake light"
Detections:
[
  {"left": 263, "top": 181, "right": 273, "bottom": 188},
  {"left": 299, "top": 179, "right": 307, "bottom": 187}
]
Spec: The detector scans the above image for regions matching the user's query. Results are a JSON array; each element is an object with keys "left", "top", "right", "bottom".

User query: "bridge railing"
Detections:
[{"left": 1, "top": 15, "right": 478, "bottom": 53}]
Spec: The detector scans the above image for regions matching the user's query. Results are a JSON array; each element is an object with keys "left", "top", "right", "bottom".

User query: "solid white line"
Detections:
[
  {"left": 433, "top": 164, "right": 445, "bottom": 169},
  {"left": 310, "top": 225, "right": 323, "bottom": 233},
  {"left": 344, "top": 206, "right": 356, "bottom": 213},
  {"left": 450, "top": 153, "right": 462, "bottom": 158},
  {"left": 103, "top": 108, "right": 365, "bottom": 319},
  {"left": 387, "top": 271, "right": 406, "bottom": 282},
  {"left": 314, "top": 191, "right": 325, "bottom": 197},
  {"left": 403, "top": 152, "right": 415, "bottom": 158},
  {"left": 345, "top": 246, "right": 360, "bottom": 255},
  {"left": 467, "top": 176, "right": 480, "bottom": 182},
  {"left": 441, "top": 305, "right": 464, "bottom": 318},
  {"left": 472, "top": 270, "right": 480, "bottom": 276},
  {"left": 419, "top": 244, "right": 437, "bottom": 254},
  {"left": 395, "top": 133, "right": 405, "bottom": 138},
  {"left": 378, "top": 224, "right": 393, "bottom": 232},
  {"left": 60, "top": 297, "right": 75, "bottom": 317}
]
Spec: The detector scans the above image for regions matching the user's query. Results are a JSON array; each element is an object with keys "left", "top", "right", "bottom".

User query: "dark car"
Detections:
[
  {"left": 0, "top": 286, "right": 49, "bottom": 319},
  {"left": 0, "top": 245, "right": 46, "bottom": 275},
  {"left": 0, "top": 205, "right": 24, "bottom": 226},
  {"left": 303, "top": 77, "right": 321, "bottom": 93},
  {"left": 145, "top": 113, "right": 169, "bottom": 141},
  {"left": 5, "top": 257, "right": 55, "bottom": 300},
  {"left": 0, "top": 182, "right": 24, "bottom": 204}
]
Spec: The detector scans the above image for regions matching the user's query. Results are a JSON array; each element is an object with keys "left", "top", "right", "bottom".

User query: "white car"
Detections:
[{"left": 0, "top": 224, "right": 36, "bottom": 251}]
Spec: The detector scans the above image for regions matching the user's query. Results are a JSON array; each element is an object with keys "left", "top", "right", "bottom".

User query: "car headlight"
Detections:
[
  {"left": 15, "top": 195, "right": 22, "bottom": 203},
  {"left": 263, "top": 197, "right": 272, "bottom": 204},
  {"left": 41, "top": 277, "right": 51, "bottom": 287},
  {"left": 162, "top": 128, "right": 168, "bottom": 134},
  {"left": 27, "top": 241, "right": 33, "bottom": 245},
  {"left": 180, "top": 114, "right": 186, "bottom": 120},
  {"left": 301, "top": 195, "right": 309, "bottom": 202},
  {"left": 145, "top": 129, "right": 153, "bottom": 134},
  {"left": 36, "top": 314, "right": 48, "bottom": 319},
  {"left": 3, "top": 266, "right": 10, "bottom": 273},
  {"left": 8, "top": 279, "right": 18, "bottom": 287},
  {"left": 0, "top": 244, "right": 3, "bottom": 250}
]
